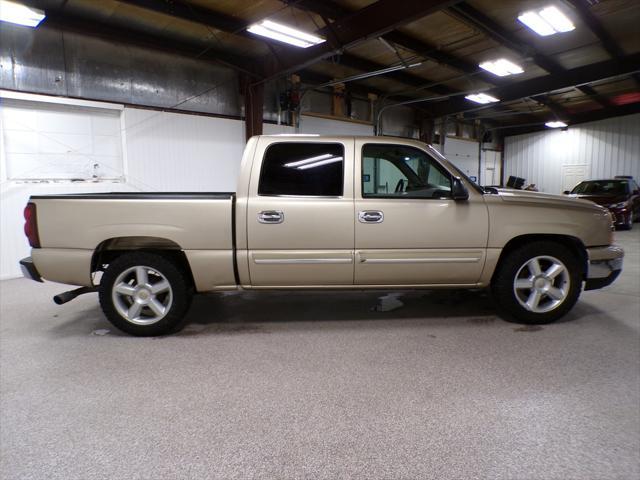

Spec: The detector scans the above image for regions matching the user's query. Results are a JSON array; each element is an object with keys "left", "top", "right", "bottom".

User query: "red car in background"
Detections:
[{"left": 565, "top": 177, "right": 640, "bottom": 230}]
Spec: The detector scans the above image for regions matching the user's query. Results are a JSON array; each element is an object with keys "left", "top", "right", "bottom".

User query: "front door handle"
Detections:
[
  {"left": 258, "top": 210, "right": 284, "bottom": 224},
  {"left": 358, "top": 210, "right": 384, "bottom": 223}
]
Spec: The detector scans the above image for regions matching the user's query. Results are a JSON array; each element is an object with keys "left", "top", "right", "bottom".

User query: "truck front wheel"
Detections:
[
  {"left": 98, "top": 252, "right": 193, "bottom": 336},
  {"left": 491, "top": 241, "right": 582, "bottom": 324}
]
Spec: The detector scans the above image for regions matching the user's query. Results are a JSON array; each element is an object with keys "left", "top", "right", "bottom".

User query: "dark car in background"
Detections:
[{"left": 565, "top": 177, "right": 640, "bottom": 230}]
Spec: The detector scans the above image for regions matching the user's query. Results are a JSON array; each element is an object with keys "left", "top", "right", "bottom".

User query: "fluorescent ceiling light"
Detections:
[
  {"left": 247, "top": 20, "right": 325, "bottom": 48},
  {"left": 518, "top": 6, "right": 575, "bottom": 36},
  {"left": 479, "top": 58, "right": 524, "bottom": 77},
  {"left": 517, "top": 11, "right": 555, "bottom": 36},
  {"left": 465, "top": 93, "right": 500, "bottom": 104},
  {"left": 539, "top": 6, "right": 575, "bottom": 33},
  {"left": 0, "top": 0, "right": 45, "bottom": 27},
  {"left": 545, "top": 121, "right": 568, "bottom": 128},
  {"left": 297, "top": 157, "right": 343, "bottom": 170}
]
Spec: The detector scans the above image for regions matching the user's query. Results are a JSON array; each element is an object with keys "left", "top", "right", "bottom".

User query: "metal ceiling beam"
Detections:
[
  {"left": 501, "top": 101, "right": 640, "bottom": 137},
  {"left": 337, "top": 54, "right": 456, "bottom": 96},
  {"left": 261, "top": 0, "right": 463, "bottom": 81},
  {"left": 448, "top": 2, "right": 563, "bottom": 72},
  {"left": 284, "top": 3, "right": 545, "bottom": 125},
  {"left": 286, "top": 0, "right": 503, "bottom": 87},
  {"left": 289, "top": 0, "right": 572, "bottom": 120},
  {"left": 448, "top": 2, "right": 612, "bottom": 108},
  {"left": 530, "top": 95, "right": 571, "bottom": 119},
  {"left": 425, "top": 53, "right": 640, "bottom": 118},
  {"left": 120, "top": 0, "right": 247, "bottom": 35},
  {"left": 565, "top": 0, "right": 640, "bottom": 86},
  {"left": 118, "top": 0, "right": 461, "bottom": 96},
  {"left": 565, "top": 0, "right": 624, "bottom": 57}
]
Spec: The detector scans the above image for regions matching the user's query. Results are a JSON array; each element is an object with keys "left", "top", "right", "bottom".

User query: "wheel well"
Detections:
[
  {"left": 91, "top": 237, "right": 195, "bottom": 287},
  {"left": 492, "top": 234, "right": 588, "bottom": 282}
]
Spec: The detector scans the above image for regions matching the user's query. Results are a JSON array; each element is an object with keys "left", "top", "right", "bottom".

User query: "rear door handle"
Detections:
[
  {"left": 258, "top": 210, "right": 284, "bottom": 224},
  {"left": 358, "top": 210, "right": 384, "bottom": 223}
]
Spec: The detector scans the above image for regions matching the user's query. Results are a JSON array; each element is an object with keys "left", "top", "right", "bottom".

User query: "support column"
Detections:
[
  {"left": 332, "top": 83, "right": 345, "bottom": 117},
  {"left": 367, "top": 93, "right": 378, "bottom": 123},
  {"left": 419, "top": 116, "right": 434, "bottom": 144},
  {"left": 241, "top": 75, "right": 264, "bottom": 141}
]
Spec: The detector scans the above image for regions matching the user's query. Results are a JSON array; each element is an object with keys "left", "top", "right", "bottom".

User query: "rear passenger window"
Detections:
[{"left": 259, "top": 143, "right": 344, "bottom": 196}]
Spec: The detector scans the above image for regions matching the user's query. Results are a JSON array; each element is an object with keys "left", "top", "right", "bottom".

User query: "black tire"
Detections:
[
  {"left": 491, "top": 241, "right": 583, "bottom": 324},
  {"left": 99, "top": 252, "right": 193, "bottom": 336}
]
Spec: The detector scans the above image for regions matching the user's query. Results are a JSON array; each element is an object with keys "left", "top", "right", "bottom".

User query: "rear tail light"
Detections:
[{"left": 24, "top": 202, "right": 41, "bottom": 248}]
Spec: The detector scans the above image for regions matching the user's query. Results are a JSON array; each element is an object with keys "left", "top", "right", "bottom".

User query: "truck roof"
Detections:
[
  {"left": 259, "top": 134, "right": 415, "bottom": 140},
  {"left": 255, "top": 134, "right": 433, "bottom": 148}
]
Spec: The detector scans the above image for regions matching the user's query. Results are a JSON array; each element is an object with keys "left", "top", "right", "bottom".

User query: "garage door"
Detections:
[{"left": 1, "top": 99, "right": 124, "bottom": 181}]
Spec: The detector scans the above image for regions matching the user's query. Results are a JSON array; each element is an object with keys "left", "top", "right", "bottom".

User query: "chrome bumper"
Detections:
[{"left": 584, "top": 245, "right": 623, "bottom": 291}]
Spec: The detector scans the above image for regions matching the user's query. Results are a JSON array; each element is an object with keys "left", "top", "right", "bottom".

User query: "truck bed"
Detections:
[{"left": 29, "top": 191, "right": 237, "bottom": 290}]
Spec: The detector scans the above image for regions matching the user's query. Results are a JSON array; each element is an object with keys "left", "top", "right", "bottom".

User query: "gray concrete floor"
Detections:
[{"left": 1, "top": 231, "right": 639, "bottom": 480}]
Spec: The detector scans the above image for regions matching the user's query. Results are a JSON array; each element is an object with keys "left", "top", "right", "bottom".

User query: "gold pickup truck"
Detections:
[{"left": 20, "top": 135, "right": 623, "bottom": 336}]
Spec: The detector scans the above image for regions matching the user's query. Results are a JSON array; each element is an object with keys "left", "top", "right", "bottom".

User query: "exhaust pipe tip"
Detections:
[
  {"left": 53, "top": 293, "right": 73, "bottom": 305},
  {"left": 53, "top": 287, "right": 97, "bottom": 305}
]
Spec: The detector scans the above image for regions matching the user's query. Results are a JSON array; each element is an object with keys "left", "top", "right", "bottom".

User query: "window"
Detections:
[
  {"left": 362, "top": 144, "right": 452, "bottom": 198},
  {"left": 1, "top": 99, "right": 124, "bottom": 181},
  {"left": 259, "top": 142, "right": 344, "bottom": 196}
]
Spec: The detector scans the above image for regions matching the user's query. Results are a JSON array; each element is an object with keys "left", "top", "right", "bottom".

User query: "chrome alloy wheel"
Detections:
[
  {"left": 111, "top": 266, "right": 173, "bottom": 325},
  {"left": 513, "top": 255, "right": 570, "bottom": 313}
]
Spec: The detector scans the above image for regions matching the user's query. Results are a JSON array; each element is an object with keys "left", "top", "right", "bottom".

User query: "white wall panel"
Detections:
[
  {"left": 298, "top": 115, "right": 373, "bottom": 136},
  {"left": 124, "top": 108, "right": 245, "bottom": 192},
  {"left": 504, "top": 113, "right": 640, "bottom": 194},
  {"left": 263, "top": 123, "right": 295, "bottom": 135},
  {"left": 1, "top": 99, "right": 123, "bottom": 180}
]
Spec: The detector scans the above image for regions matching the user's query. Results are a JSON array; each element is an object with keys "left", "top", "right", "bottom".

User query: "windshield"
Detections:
[{"left": 571, "top": 180, "right": 628, "bottom": 195}]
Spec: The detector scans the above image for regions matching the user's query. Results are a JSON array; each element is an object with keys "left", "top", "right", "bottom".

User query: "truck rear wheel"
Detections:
[
  {"left": 98, "top": 252, "right": 192, "bottom": 336},
  {"left": 491, "top": 241, "right": 582, "bottom": 324}
]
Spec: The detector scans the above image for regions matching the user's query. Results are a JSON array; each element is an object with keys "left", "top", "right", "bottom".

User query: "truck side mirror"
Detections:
[{"left": 452, "top": 177, "right": 469, "bottom": 201}]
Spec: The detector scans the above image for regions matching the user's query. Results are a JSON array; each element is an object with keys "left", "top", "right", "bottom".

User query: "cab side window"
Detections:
[
  {"left": 259, "top": 143, "right": 344, "bottom": 196},
  {"left": 362, "top": 144, "right": 452, "bottom": 199}
]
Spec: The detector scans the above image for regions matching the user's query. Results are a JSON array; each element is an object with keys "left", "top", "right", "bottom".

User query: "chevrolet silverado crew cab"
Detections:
[{"left": 20, "top": 135, "right": 623, "bottom": 336}]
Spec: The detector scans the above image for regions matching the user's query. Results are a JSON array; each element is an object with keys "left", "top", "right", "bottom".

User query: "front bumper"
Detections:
[
  {"left": 20, "top": 257, "right": 43, "bottom": 283},
  {"left": 584, "top": 245, "right": 623, "bottom": 291}
]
